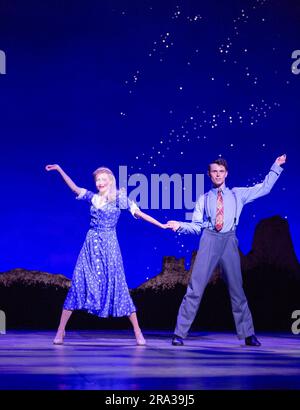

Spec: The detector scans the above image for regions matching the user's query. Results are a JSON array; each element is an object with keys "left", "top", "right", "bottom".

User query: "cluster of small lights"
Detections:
[
  {"left": 247, "top": 100, "right": 280, "bottom": 125},
  {"left": 219, "top": 41, "right": 233, "bottom": 56},
  {"left": 171, "top": 4, "right": 202, "bottom": 23},
  {"left": 124, "top": 70, "right": 141, "bottom": 94},
  {"left": 148, "top": 32, "right": 174, "bottom": 61},
  {"left": 130, "top": 99, "right": 280, "bottom": 173},
  {"left": 187, "top": 14, "right": 202, "bottom": 22},
  {"left": 218, "top": 7, "right": 251, "bottom": 60},
  {"left": 254, "top": 0, "right": 267, "bottom": 8},
  {"left": 245, "top": 66, "right": 259, "bottom": 85},
  {"left": 171, "top": 5, "right": 181, "bottom": 20},
  {"left": 216, "top": 1, "right": 268, "bottom": 89},
  {"left": 122, "top": 31, "right": 174, "bottom": 97}
]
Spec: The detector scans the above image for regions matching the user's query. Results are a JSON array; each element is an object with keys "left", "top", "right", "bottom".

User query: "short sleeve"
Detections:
[
  {"left": 76, "top": 188, "right": 95, "bottom": 204},
  {"left": 118, "top": 189, "right": 140, "bottom": 218}
]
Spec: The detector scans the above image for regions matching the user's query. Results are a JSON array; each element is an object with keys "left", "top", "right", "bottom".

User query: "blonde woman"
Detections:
[{"left": 45, "top": 164, "right": 168, "bottom": 345}]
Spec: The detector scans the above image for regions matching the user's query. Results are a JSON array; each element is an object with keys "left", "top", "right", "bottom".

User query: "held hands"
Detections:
[
  {"left": 160, "top": 223, "right": 171, "bottom": 229},
  {"left": 158, "top": 221, "right": 181, "bottom": 231},
  {"left": 45, "top": 164, "right": 61, "bottom": 172},
  {"left": 166, "top": 220, "right": 181, "bottom": 232},
  {"left": 275, "top": 154, "right": 287, "bottom": 166}
]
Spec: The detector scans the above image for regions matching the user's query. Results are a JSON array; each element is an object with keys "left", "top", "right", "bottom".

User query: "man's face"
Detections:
[{"left": 208, "top": 164, "right": 228, "bottom": 187}]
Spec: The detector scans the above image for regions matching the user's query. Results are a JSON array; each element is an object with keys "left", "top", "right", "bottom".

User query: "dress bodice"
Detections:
[{"left": 76, "top": 188, "right": 139, "bottom": 231}]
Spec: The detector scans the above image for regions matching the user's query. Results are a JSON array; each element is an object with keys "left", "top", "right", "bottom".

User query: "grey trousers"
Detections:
[{"left": 174, "top": 229, "right": 254, "bottom": 339}]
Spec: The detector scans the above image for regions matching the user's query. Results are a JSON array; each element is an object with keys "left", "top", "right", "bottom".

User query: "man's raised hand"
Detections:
[{"left": 275, "top": 154, "right": 287, "bottom": 166}]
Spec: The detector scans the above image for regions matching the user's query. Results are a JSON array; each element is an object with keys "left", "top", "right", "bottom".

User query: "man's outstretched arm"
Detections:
[{"left": 233, "top": 154, "right": 286, "bottom": 205}]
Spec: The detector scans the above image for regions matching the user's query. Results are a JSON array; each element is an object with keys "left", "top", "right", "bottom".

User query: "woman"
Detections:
[{"left": 45, "top": 164, "right": 168, "bottom": 345}]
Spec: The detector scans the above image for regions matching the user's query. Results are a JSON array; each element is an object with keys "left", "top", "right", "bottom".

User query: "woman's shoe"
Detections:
[
  {"left": 53, "top": 330, "right": 66, "bottom": 345},
  {"left": 135, "top": 331, "right": 146, "bottom": 346}
]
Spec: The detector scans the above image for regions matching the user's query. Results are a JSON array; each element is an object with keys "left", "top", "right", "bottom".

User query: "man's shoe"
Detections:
[
  {"left": 172, "top": 335, "right": 184, "bottom": 346},
  {"left": 245, "top": 335, "right": 261, "bottom": 347}
]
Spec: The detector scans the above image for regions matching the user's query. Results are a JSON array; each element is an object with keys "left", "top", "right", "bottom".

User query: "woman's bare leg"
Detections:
[
  {"left": 53, "top": 309, "right": 73, "bottom": 344},
  {"left": 129, "top": 312, "right": 146, "bottom": 345}
]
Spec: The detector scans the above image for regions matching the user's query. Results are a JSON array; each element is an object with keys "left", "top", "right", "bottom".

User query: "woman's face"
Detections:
[{"left": 95, "top": 172, "right": 112, "bottom": 195}]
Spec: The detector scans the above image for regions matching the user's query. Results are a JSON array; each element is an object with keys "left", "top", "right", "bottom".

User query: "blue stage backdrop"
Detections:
[{"left": 0, "top": 0, "right": 299, "bottom": 288}]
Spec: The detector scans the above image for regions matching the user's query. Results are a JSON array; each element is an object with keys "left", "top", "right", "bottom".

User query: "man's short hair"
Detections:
[{"left": 208, "top": 158, "right": 228, "bottom": 172}]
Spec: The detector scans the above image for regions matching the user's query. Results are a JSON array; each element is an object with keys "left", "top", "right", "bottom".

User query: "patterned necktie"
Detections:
[{"left": 215, "top": 189, "right": 224, "bottom": 231}]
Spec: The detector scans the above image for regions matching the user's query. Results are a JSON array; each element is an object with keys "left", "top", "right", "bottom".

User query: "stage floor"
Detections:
[{"left": 0, "top": 330, "right": 300, "bottom": 390}]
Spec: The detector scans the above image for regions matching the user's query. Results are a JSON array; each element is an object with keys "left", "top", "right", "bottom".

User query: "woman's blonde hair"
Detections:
[{"left": 93, "top": 167, "right": 117, "bottom": 201}]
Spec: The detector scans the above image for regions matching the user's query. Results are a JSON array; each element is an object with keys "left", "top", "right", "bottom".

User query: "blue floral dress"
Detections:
[{"left": 63, "top": 189, "right": 139, "bottom": 317}]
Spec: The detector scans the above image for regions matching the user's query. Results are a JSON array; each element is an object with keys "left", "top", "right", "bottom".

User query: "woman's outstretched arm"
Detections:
[
  {"left": 45, "top": 164, "right": 81, "bottom": 195},
  {"left": 133, "top": 208, "right": 169, "bottom": 229}
]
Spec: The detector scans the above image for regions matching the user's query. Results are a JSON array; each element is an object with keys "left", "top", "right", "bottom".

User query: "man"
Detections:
[{"left": 167, "top": 154, "right": 287, "bottom": 346}]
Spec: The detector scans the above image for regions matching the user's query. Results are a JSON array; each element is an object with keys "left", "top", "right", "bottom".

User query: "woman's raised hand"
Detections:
[{"left": 45, "top": 164, "right": 61, "bottom": 172}]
